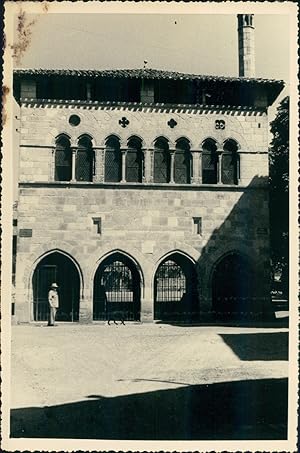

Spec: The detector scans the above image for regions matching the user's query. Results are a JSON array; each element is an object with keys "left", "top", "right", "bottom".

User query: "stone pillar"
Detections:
[
  {"left": 140, "top": 79, "right": 155, "bottom": 103},
  {"left": 93, "top": 147, "right": 105, "bottom": 182},
  {"left": 20, "top": 78, "right": 37, "bottom": 99},
  {"left": 71, "top": 147, "right": 77, "bottom": 182},
  {"left": 169, "top": 149, "right": 175, "bottom": 183},
  {"left": 142, "top": 148, "right": 149, "bottom": 182},
  {"left": 237, "top": 152, "right": 241, "bottom": 183},
  {"left": 147, "top": 149, "right": 154, "bottom": 183},
  {"left": 50, "top": 147, "right": 55, "bottom": 182},
  {"left": 140, "top": 285, "right": 154, "bottom": 322},
  {"left": 121, "top": 148, "right": 127, "bottom": 182},
  {"left": 191, "top": 149, "right": 201, "bottom": 184},
  {"left": 79, "top": 287, "right": 93, "bottom": 323},
  {"left": 217, "top": 149, "right": 223, "bottom": 184}
]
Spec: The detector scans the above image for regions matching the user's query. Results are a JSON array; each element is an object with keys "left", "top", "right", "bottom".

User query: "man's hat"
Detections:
[{"left": 50, "top": 283, "right": 59, "bottom": 288}]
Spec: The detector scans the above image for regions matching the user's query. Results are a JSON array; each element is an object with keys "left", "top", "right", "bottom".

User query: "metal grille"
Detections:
[
  {"left": 93, "top": 257, "right": 140, "bottom": 321},
  {"left": 105, "top": 146, "right": 121, "bottom": 182},
  {"left": 126, "top": 149, "right": 143, "bottom": 182},
  {"left": 155, "top": 260, "right": 186, "bottom": 303},
  {"left": 202, "top": 152, "right": 218, "bottom": 184},
  {"left": 174, "top": 150, "right": 191, "bottom": 184},
  {"left": 33, "top": 265, "right": 57, "bottom": 321},
  {"left": 32, "top": 254, "right": 80, "bottom": 322},
  {"left": 76, "top": 148, "right": 93, "bottom": 181},
  {"left": 221, "top": 153, "right": 238, "bottom": 185},
  {"left": 153, "top": 149, "right": 170, "bottom": 183},
  {"left": 212, "top": 253, "right": 253, "bottom": 316},
  {"left": 101, "top": 261, "right": 134, "bottom": 302},
  {"left": 55, "top": 147, "right": 72, "bottom": 181}
]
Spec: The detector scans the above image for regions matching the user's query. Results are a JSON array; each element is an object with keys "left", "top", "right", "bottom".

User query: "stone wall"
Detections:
[
  {"left": 14, "top": 101, "right": 271, "bottom": 323},
  {"left": 18, "top": 101, "right": 268, "bottom": 186}
]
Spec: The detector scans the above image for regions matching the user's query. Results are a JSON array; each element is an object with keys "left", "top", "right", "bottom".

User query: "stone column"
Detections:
[
  {"left": 93, "top": 146, "right": 105, "bottom": 182},
  {"left": 50, "top": 146, "right": 55, "bottom": 182},
  {"left": 142, "top": 148, "right": 148, "bottom": 182},
  {"left": 237, "top": 152, "right": 241, "bottom": 183},
  {"left": 140, "top": 284, "right": 154, "bottom": 322},
  {"left": 147, "top": 148, "right": 154, "bottom": 182},
  {"left": 169, "top": 148, "right": 175, "bottom": 183},
  {"left": 71, "top": 147, "right": 77, "bottom": 182},
  {"left": 191, "top": 149, "right": 201, "bottom": 184},
  {"left": 217, "top": 149, "right": 223, "bottom": 185},
  {"left": 79, "top": 287, "right": 93, "bottom": 323},
  {"left": 121, "top": 148, "right": 127, "bottom": 182}
]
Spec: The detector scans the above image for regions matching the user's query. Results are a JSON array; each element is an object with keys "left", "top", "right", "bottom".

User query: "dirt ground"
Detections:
[{"left": 10, "top": 323, "right": 288, "bottom": 440}]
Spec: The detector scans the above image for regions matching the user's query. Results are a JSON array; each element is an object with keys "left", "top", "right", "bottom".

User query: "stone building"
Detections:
[{"left": 12, "top": 15, "right": 284, "bottom": 323}]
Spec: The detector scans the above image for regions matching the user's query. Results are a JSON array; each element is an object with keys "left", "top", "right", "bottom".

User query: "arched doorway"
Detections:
[
  {"left": 212, "top": 252, "right": 254, "bottom": 318},
  {"left": 32, "top": 252, "right": 80, "bottom": 321},
  {"left": 154, "top": 253, "right": 198, "bottom": 321},
  {"left": 93, "top": 253, "right": 141, "bottom": 321}
]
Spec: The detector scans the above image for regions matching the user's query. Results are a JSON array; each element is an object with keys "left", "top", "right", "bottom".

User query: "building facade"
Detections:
[{"left": 12, "top": 16, "right": 284, "bottom": 324}]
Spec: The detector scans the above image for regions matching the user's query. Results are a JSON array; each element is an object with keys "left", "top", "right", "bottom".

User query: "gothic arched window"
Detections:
[
  {"left": 105, "top": 136, "right": 121, "bottom": 182},
  {"left": 126, "top": 137, "right": 143, "bottom": 183},
  {"left": 202, "top": 138, "right": 218, "bottom": 184},
  {"left": 174, "top": 138, "right": 192, "bottom": 184},
  {"left": 222, "top": 139, "right": 239, "bottom": 185},
  {"left": 55, "top": 135, "right": 72, "bottom": 181},
  {"left": 75, "top": 135, "right": 94, "bottom": 182},
  {"left": 153, "top": 137, "right": 170, "bottom": 183}
]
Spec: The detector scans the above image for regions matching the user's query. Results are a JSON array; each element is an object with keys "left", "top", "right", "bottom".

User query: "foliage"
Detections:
[{"left": 269, "top": 96, "right": 289, "bottom": 295}]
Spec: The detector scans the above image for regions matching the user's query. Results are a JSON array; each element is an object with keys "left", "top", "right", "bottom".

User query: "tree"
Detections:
[{"left": 269, "top": 96, "right": 289, "bottom": 296}]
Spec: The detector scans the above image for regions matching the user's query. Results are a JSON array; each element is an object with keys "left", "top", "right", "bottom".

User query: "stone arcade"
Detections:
[{"left": 12, "top": 15, "right": 284, "bottom": 323}]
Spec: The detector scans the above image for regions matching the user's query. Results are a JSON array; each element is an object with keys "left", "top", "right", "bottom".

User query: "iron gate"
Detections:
[
  {"left": 154, "top": 259, "right": 196, "bottom": 321},
  {"left": 93, "top": 256, "right": 140, "bottom": 321},
  {"left": 32, "top": 253, "right": 80, "bottom": 322},
  {"left": 33, "top": 265, "right": 57, "bottom": 321},
  {"left": 212, "top": 253, "right": 254, "bottom": 318}
]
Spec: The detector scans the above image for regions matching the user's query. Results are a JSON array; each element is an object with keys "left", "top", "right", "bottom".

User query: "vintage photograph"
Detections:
[{"left": 1, "top": 1, "right": 298, "bottom": 451}]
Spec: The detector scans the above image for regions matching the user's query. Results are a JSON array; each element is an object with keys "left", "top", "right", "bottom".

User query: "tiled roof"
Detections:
[{"left": 13, "top": 68, "right": 284, "bottom": 85}]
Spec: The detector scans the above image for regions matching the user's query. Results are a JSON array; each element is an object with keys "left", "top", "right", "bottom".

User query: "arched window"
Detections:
[
  {"left": 93, "top": 252, "right": 141, "bottom": 321},
  {"left": 105, "top": 136, "right": 121, "bottom": 182},
  {"left": 55, "top": 135, "right": 72, "bottom": 181},
  {"left": 202, "top": 138, "right": 218, "bottom": 184},
  {"left": 154, "top": 252, "right": 198, "bottom": 321},
  {"left": 153, "top": 137, "right": 170, "bottom": 183},
  {"left": 126, "top": 137, "right": 143, "bottom": 182},
  {"left": 174, "top": 138, "right": 192, "bottom": 184},
  {"left": 75, "top": 135, "right": 94, "bottom": 182},
  {"left": 222, "top": 139, "right": 239, "bottom": 185}
]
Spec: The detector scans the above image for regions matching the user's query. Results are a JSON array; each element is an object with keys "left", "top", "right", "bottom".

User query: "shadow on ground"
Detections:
[
  {"left": 220, "top": 332, "right": 288, "bottom": 361},
  {"left": 11, "top": 378, "right": 287, "bottom": 440},
  {"left": 155, "top": 317, "right": 289, "bottom": 328}
]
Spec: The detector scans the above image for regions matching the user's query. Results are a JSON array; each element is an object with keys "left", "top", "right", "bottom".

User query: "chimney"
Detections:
[{"left": 237, "top": 14, "right": 255, "bottom": 77}]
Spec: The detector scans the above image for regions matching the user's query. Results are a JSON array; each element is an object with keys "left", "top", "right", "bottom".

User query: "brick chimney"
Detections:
[{"left": 237, "top": 14, "right": 255, "bottom": 77}]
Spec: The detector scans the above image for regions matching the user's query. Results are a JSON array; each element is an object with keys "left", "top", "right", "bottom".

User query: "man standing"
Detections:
[{"left": 48, "top": 283, "right": 59, "bottom": 326}]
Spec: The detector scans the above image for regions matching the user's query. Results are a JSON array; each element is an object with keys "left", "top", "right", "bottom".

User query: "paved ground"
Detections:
[{"left": 10, "top": 323, "right": 288, "bottom": 440}]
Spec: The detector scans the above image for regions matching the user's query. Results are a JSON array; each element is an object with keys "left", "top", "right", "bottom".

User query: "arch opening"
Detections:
[
  {"left": 32, "top": 252, "right": 80, "bottom": 321},
  {"left": 93, "top": 253, "right": 141, "bottom": 321},
  {"left": 212, "top": 252, "right": 255, "bottom": 319},
  {"left": 202, "top": 138, "right": 218, "bottom": 184},
  {"left": 153, "top": 137, "right": 170, "bottom": 183},
  {"left": 222, "top": 139, "right": 239, "bottom": 185},
  {"left": 154, "top": 253, "right": 198, "bottom": 321},
  {"left": 76, "top": 135, "right": 94, "bottom": 182},
  {"left": 174, "top": 138, "right": 192, "bottom": 184},
  {"left": 105, "top": 136, "right": 121, "bottom": 182},
  {"left": 55, "top": 135, "right": 72, "bottom": 181}
]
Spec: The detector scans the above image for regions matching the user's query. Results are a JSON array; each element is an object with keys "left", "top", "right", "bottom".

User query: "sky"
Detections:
[{"left": 16, "top": 13, "right": 290, "bottom": 83}]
